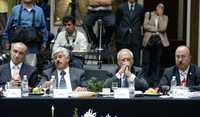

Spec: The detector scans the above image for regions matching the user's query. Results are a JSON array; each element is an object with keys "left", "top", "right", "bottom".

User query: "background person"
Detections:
[
  {"left": 53, "top": 16, "right": 89, "bottom": 68},
  {"left": 115, "top": 0, "right": 144, "bottom": 66},
  {"left": 3, "top": 0, "right": 48, "bottom": 66},
  {"left": 142, "top": 2, "right": 169, "bottom": 87}
]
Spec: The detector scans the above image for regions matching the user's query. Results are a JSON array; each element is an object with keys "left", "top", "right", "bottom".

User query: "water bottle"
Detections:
[
  {"left": 49, "top": 75, "right": 56, "bottom": 96},
  {"left": 21, "top": 75, "right": 29, "bottom": 96},
  {"left": 170, "top": 76, "right": 177, "bottom": 96},
  {"left": 129, "top": 79, "right": 135, "bottom": 98},
  {"left": 171, "top": 76, "right": 177, "bottom": 88}
]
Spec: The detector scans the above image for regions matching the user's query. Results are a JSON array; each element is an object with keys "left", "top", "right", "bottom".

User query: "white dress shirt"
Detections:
[
  {"left": 10, "top": 61, "right": 22, "bottom": 78},
  {"left": 178, "top": 65, "right": 190, "bottom": 83},
  {"left": 57, "top": 67, "right": 72, "bottom": 92},
  {"left": 128, "top": 2, "right": 135, "bottom": 11}
]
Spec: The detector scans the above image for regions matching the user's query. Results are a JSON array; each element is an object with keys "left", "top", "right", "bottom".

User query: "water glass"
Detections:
[{"left": 111, "top": 82, "right": 118, "bottom": 92}]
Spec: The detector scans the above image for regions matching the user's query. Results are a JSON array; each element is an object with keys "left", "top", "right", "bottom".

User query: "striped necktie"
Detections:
[{"left": 59, "top": 71, "right": 66, "bottom": 88}]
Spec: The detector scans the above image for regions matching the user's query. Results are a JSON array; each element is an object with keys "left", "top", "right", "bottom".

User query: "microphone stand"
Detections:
[{"left": 96, "top": 19, "right": 103, "bottom": 69}]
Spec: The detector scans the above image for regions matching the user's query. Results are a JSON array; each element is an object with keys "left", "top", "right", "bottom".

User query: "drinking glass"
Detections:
[{"left": 111, "top": 82, "right": 118, "bottom": 92}]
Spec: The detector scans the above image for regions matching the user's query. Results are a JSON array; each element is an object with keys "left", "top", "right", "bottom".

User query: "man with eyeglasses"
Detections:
[{"left": 160, "top": 46, "right": 200, "bottom": 90}]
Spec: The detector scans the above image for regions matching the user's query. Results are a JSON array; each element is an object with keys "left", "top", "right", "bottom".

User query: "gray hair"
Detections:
[
  {"left": 117, "top": 48, "right": 134, "bottom": 60},
  {"left": 51, "top": 47, "right": 70, "bottom": 59}
]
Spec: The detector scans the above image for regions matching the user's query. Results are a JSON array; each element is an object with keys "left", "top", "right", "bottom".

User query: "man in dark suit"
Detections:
[
  {"left": 159, "top": 46, "right": 200, "bottom": 90},
  {"left": 104, "top": 49, "right": 148, "bottom": 91},
  {"left": 0, "top": 42, "right": 38, "bottom": 88},
  {"left": 116, "top": 0, "right": 144, "bottom": 66},
  {"left": 40, "top": 47, "right": 87, "bottom": 91}
]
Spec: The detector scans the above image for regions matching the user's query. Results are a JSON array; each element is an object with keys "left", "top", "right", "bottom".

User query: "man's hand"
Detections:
[
  {"left": 124, "top": 66, "right": 132, "bottom": 78},
  {"left": 10, "top": 75, "right": 22, "bottom": 87},
  {"left": 118, "top": 65, "right": 127, "bottom": 75}
]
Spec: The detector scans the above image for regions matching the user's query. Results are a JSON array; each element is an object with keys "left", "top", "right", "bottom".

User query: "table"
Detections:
[{"left": 0, "top": 96, "right": 199, "bottom": 117}]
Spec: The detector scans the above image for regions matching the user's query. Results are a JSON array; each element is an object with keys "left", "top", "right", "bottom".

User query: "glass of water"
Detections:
[{"left": 112, "top": 82, "right": 118, "bottom": 92}]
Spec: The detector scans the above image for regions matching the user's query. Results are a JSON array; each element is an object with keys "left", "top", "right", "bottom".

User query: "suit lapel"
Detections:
[
  {"left": 4, "top": 64, "right": 12, "bottom": 82},
  {"left": 174, "top": 67, "right": 181, "bottom": 85},
  {"left": 186, "top": 65, "right": 194, "bottom": 86},
  {"left": 19, "top": 64, "right": 26, "bottom": 80},
  {"left": 69, "top": 68, "right": 77, "bottom": 90}
]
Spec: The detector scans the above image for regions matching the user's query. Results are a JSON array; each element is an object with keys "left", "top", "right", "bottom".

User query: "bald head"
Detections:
[{"left": 175, "top": 45, "right": 191, "bottom": 71}]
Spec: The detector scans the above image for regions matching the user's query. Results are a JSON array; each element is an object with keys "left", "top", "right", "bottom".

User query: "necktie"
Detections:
[
  {"left": 59, "top": 71, "right": 66, "bottom": 88},
  {"left": 180, "top": 72, "right": 187, "bottom": 86},
  {"left": 130, "top": 4, "right": 134, "bottom": 15},
  {"left": 12, "top": 65, "right": 20, "bottom": 78},
  {"left": 121, "top": 76, "right": 128, "bottom": 88}
]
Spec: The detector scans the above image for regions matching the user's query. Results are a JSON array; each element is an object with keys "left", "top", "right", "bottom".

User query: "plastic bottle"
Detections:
[
  {"left": 21, "top": 75, "right": 29, "bottom": 96},
  {"left": 49, "top": 75, "right": 56, "bottom": 96},
  {"left": 170, "top": 76, "right": 177, "bottom": 96},
  {"left": 171, "top": 76, "right": 177, "bottom": 88},
  {"left": 129, "top": 79, "right": 135, "bottom": 98}
]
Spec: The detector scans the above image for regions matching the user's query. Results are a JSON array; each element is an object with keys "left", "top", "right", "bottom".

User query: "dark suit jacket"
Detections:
[
  {"left": 159, "top": 64, "right": 200, "bottom": 90},
  {"left": 116, "top": 2, "right": 144, "bottom": 45},
  {"left": 0, "top": 63, "right": 38, "bottom": 87},
  {"left": 104, "top": 66, "right": 149, "bottom": 91},
  {"left": 39, "top": 67, "right": 86, "bottom": 90}
]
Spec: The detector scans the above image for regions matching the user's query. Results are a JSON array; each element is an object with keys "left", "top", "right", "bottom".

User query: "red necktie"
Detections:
[{"left": 180, "top": 72, "right": 187, "bottom": 86}]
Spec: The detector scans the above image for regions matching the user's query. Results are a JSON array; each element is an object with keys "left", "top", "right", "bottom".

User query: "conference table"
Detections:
[{"left": 0, "top": 95, "right": 200, "bottom": 117}]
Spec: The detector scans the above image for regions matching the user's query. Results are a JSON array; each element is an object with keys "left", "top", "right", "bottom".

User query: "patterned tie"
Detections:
[
  {"left": 12, "top": 65, "right": 20, "bottom": 78},
  {"left": 59, "top": 71, "right": 66, "bottom": 88},
  {"left": 121, "top": 76, "right": 129, "bottom": 88},
  {"left": 180, "top": 72, "right": 187, "bottom": 86}
]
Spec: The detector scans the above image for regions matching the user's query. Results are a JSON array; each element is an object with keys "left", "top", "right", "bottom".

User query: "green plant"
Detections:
[{"left": 87, "top": 77, "right": 103, "bottom": 92}]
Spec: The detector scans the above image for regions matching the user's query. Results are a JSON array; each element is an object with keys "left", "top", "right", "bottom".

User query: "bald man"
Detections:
[
  {"left": 159, "top": 45, "right": 200, "bottom": 89},
  {"left": 104, "top": 49, "right": 148, "bottom": 91},
  {"left": 0, "top": 42, "right": 38, "bottom": 88}
]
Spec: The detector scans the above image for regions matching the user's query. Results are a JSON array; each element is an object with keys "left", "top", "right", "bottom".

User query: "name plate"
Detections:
[
  {"left": 5, "top": 89, "right": 21, "bottom": 98},
  {"left": 53, "top": 89, "right": 71, "bottom": 98},
  {"left": 114, "top": 88, "right": 129, "bottom": 99}
]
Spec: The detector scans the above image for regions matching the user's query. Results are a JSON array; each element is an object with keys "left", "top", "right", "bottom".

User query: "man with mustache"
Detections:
[
  {"left": 159, "top": 46, "right": 200, "bottom": 89},
  {"left": 40, "top": 47, "right": 87, "bottom": 91},
  {"left": 104, "top": 49, "right": 148, "bottom": 91}
]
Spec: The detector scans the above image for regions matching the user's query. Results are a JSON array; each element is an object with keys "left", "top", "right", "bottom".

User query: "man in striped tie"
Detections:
[{"left": 40, "top": 47, "right": 87, "bottom": 91}]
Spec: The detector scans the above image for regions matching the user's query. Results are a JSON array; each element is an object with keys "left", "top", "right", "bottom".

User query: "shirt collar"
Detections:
[
  {"left": 10, "top": 61, "right": 23, "bottom": 70},
  {"left": 22, "top": 3, "right": 36, "bottom": 12},
  {"left": 66, "top": 29, "right": 77, "bottom": 37},
  {"left": 128, "top": 2, "right": 136, "bottom": 8},
  {"left": 178, "top": 65, "right": 190, "bottom": 75},
  {"left": 57, "top": 67, "right": 69, "bottom": 75}
]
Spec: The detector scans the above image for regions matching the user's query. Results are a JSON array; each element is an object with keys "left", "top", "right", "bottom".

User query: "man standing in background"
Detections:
[
  {"left": 116, "top": 0, "right": 144, "bottom": 67},
  {"left": 84, "top": 0, "right": 115, "bottom": 48},
  {"left": 3, "top": 0, "right": 48, "bottom": 66}
]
